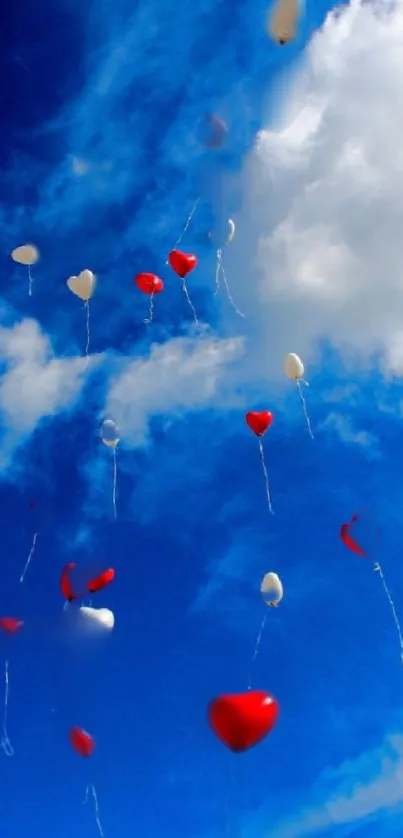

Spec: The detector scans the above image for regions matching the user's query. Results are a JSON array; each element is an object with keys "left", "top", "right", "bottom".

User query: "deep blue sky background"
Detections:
[{"left": 1, "top": 1, "right": 403, "bottom": 837}]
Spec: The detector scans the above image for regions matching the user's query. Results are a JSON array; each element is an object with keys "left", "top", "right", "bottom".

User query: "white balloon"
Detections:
[
  {"left": 209, "top": 218, "right": 236, "bottom": 248},
  {"left": 227, "top": 218, "right": 235, "bottom": 243},
  {"left": 67, "top": 269, "right": 96, "bottom": 302},
  {"left": 268, "top": 0, "right": 301, "bottom": 45},
  {"left": 79, "top": 606, "right": 115, "bottom": 630},
  {"left": 260, "top": 572, "right": 283, "bottom": 607},
  {"left": 11, "top": 244, "right": 39, "bottom": 266},
  {"left": 284, "top": 352, "right": 304, "bottom": 380},
  {"left": 100, "top": 418, "right": 119, "bottom": 448}
]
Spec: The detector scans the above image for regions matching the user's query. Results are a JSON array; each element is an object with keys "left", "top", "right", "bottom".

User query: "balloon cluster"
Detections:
[
  {"left": 5, "top": 5, "right": 315, "bottom": 822},
  {"left": 0, "top": 560, "right": 116, "bottom": 769},
  {"left": 206, "top": 356, "right": 310, "bottom": 754}
]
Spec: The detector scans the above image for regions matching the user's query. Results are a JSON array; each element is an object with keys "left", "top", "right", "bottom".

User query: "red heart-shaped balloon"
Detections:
[
  {"left": 245, "top": 411, "right": 273, "bottom": 437},
  {"left": 168, "top": 250, "right": 198, "bottom": 278},
  {"left": 135, "top": 273, "right": 164, "bottom": 295},
  {"left": 208, "top": 691, "right": 279, "bottom": 753},
  {"left": 69, "top": 726, "right": 95, "bottom": 758}
]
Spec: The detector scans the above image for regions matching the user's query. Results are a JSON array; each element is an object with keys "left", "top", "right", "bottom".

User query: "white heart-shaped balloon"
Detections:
[
  {"left": 11, "top": 244, "right": 39, "bottom": 266},
  {"left": 67, "top": 269, "right": 96, "bottom": 302}
]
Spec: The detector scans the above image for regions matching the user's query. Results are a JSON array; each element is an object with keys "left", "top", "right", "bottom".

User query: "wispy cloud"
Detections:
[
  {"left": 258, "top": 732, "right": 403, "bottom": 838},
  {"left": 320, "top": 412, "right": 378, "bottom": 452},
  {"left": 104, "top": 334, "right": 244, "bottom": 446},
  {"left": 190, "top": 526, "right": 263, "bottom": 619},
  {"left": 23, "top": 0, "right": 269, "bottom": 250},
  {"left": 66, "top": 333, "right": 244, "bottom": 530}
]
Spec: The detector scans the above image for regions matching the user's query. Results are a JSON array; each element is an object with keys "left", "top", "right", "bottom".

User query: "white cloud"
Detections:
[
  {"left": 320, "top": 411, "right": 378, "bottom": 451},
  {"left": 104, "top": 334, "right": 244, "bottom": 446},
  {"left": 74, "top": 334, "right": 244, "bottom": 527},
  {"left": 231, "top": 0, "right": 403, "bottom": 379},
  {"left": 257, "top": 732, "right": 403, "bottom": 838},
  {"left": 0, "top": 318, "right": 87, "bottom": 466}
]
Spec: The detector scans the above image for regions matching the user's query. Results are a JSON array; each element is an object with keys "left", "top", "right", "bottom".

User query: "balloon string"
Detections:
[
  {"left": 112, "top": 447, "right": 117, "bottom": 520},
  {"left": 247, "top": 613, "right": 268, "bottom": 690},
  {"left": 225, "top": 756, "right": 238, "bottom": 838},
  {"left": 144, "top": 292, "right": 154, "bottom": 325},
  {"left": 296, "top": 380, "right": 314, "bottom": 439},
  {"left": 84, "top": 784, "right": 105, "bottom": 838},
  {"left": 168, "top": 196, "right": 200, "bottom": 258},
  {"left": 20, "top": 531, "right": 39, "bottom": 584},
  {"left": 218, "top": 253, "right": 246, "bottom": 319},
  {"left": 373, "top": 562, "right": 403, "bottom": 664},
  {"left": 214, "top": 249, "right": 221, "bottom": 296},
  {"left": 28, "top": 265, "right": 33, "bottom": 297},
  {"left": 224, "top": 764, "right": 231, "bottom": 838},
  {"left": 1, "top": 661, "right": 14, "bottom": 757},
  {"left": 84, "top": 301, "right": 91, "bottom": 369},
  {"left": 258, "top": 438, "right": 274, "bottom": 515},
  {"left": 182, "top": 279, "right": 199, "bottom": 326}
]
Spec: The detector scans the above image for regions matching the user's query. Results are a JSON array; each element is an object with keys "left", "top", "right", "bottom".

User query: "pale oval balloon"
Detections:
[
  {"left": 268, "top": 0, "right": 301, "bottom": 45},
  {"left": 209, "top": 218, "right": 235, "bottom": 248},
  {"left": 11, "top": 244, "right": 39, "bottom": 266},
  {"left": 284, "top": 353, "right": 304, "bottom": 380},
  {"left": 80, "top": 607, "right": 115, "bottom": 630},
  {"left": 260, "top": 572, "right": 283, "bottom": 607},
  {"left": 67, "top": 269, "right": 96, "bottom": 302},
  {"left": 100, "top": 418, "right": 119, "bottom": 448}
]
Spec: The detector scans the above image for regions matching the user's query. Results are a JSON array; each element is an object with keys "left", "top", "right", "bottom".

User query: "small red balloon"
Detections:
[
  {"left": 60, "top": 561, "right": 81, "bottom": 602},
  {"left": 135, "top": 273, "right": 164, "bottom": 295},
  {"left": 0, "top": 618, "right": 23, "bottom": 634},
  {"left": 168, "top": 250, "right": 197, "bottom": 279},
  {"left": 245, "top": 411, "right": 273, "bottom": 437},
  {"left": 208, "top": 690, "right": 279, "bottom": 753},
  {"left": 87, "top": 567, "right": 115, "bottom": 594},
  {"left": 202, "top": 114, "right": 228, "bottom": 148},
  {"left": 69, "top": 727, "right": 95, "bottom": 758}
]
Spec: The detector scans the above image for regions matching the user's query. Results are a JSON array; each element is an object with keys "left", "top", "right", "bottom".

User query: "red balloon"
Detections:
[
  {"left": 168, "top": 250, "right": 197, "bottom": 279},
  {"left": 60, "top": 561, "right": 82, "bottom": 602},
  {"left": 69, "top": 727, "right": 95, "bottom": 758},
  {"left": 208, "top": 690, "right": 279, "bottom": 753},
  {"left": 61, "top": 563, "right": 115, "bottom": 601},
  {"left": 202, "top": 114, "right": 228, "bottom": 148},
  {"left": 60, "top": 562, "right": 75, "bottom": 602},
  {"left": 135, "top": 273, "right": 164, "bottom": 295},
  {"left": 340, "top": 515, "right": 367, "bottom": 557},
  {"left": 0, "top": 618, "right": 23, "bottom": 634},
  {"left": 245, "top": 411, "right": 273, "bottom": 437},
  {"left": 87, "top": 567, "right": 115, "bottom": 594}
]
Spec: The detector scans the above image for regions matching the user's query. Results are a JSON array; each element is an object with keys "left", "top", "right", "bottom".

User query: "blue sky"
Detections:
[{"left": 2, "top": 0, "right": 403, "bottom": 836}]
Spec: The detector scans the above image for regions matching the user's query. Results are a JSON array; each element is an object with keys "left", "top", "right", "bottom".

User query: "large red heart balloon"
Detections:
[
  {"left": 208, "top": 690, "right": 279, "bottom": 753},
  {"left": 135, "top": 273, "right": 164, "bottom": 295},
  {"left": 245, "top": 411, "right": 273, "bottom": 437},
  {"left": 168, "top": 250, "right": 198, "bottom": 278}
]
